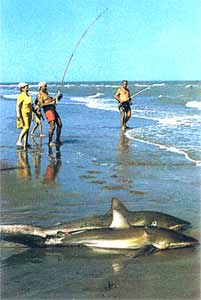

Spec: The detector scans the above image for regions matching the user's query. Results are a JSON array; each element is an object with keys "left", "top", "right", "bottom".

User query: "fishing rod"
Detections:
[
  {"left": 118, "top": 86, "right": 150, "bottom": 105},
  {"left": 130, "top": 86, "right": 151, "bottom": 99},
  {"left": 58, "top": 8, "right": 108, "bottom": 89}
]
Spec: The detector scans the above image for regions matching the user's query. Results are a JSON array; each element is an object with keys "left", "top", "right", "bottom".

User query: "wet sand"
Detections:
[{"left": 0, "top": 100, "right": 201, "bottom": 299}]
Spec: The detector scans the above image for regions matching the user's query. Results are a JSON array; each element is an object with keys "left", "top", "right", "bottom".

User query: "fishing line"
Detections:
[{"left": 58, "top": 8, "right": 108, "bottom": 90}]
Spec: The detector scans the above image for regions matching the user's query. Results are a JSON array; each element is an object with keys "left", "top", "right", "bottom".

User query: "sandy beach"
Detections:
[{"left": 0, "top": 81, "right": 201, "bottom": 299}]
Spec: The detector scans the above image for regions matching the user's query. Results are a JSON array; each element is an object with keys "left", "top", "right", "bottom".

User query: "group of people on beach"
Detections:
[
  {"left": 16, "top": 80, "right": 132, "bottom": 149},
  {"left": 16, "top": 81, "right": 63, "bottom": 149}
]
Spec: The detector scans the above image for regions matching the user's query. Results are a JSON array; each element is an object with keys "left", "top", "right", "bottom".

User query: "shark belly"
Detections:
[{"left": 82, "top": 239, "right": 142, "bottom": 249}]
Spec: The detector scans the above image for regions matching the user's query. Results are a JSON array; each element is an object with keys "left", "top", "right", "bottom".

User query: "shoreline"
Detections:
[{"left": 0, "top": 85, "right": 200, "bottom": 300}]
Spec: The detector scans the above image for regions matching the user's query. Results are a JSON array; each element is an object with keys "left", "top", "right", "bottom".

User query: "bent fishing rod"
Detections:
[{"left": 57, "top": 8, "right": 108, "bottom": 92}]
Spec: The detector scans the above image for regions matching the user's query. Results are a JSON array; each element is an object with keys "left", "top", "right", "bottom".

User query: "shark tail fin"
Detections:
[{"left": 1, "top": 233, "right": 46, "bottom": 248}]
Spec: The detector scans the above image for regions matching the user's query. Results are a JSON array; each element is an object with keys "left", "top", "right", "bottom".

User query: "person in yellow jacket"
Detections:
[{"left": 16, "top": 82, "right": 33, "bottom": 149}]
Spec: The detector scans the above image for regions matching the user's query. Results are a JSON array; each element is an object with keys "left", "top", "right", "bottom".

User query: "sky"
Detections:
[{"left": 1, "top": 0, "right": 201, "bottom": 82}]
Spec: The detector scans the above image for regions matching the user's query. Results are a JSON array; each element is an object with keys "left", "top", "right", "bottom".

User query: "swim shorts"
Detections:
[
  {"left": 118, "top": 101, "right": 131, "bottom": 113},
  {"left": 44, "top": 109, "right": 57, "bottom": 123}
]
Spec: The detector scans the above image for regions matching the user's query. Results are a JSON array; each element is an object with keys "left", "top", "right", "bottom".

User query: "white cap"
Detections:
[
  {"left": 38, "top": 81, "right": 47, "bottom": 88},
  {"left": 18, "top": 82, "right": 28, "bottom": 89}
]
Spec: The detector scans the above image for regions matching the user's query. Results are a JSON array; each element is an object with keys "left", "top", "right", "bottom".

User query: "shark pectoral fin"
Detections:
[{"left": 128, "top": 245, "right": 157, "bottom": 258}]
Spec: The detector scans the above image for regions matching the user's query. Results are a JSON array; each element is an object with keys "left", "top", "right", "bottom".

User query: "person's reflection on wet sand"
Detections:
[
  {"left": 44, "top": 146, "right": 62, "bottom": 185},
  {"left": 116, "top": 132, "right": 133, "bottom": 186},
  {"left": 31, "top": 136, "right": 42, "bottom": 179},
  {"left": 119, "top": 132, "right": 131, "bottom": 160},
  {"left": 16, "top": 150, "right": 31, "bottom": 181}
]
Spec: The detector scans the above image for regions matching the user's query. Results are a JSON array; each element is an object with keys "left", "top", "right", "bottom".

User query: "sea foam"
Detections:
[
  {"left": 125, "top": 129, "right": 201, "bottom": 166},
  {"left": 185, "top": 101, "right": 201, "bottom": 110}
]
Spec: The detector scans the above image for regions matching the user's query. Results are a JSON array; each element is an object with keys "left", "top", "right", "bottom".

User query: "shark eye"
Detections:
[{"left": 151, "top": 220, "right": 158, "bottom": 227}]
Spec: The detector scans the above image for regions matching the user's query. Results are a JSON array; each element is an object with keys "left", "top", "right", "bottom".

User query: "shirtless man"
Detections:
[
  {"left": 37, "top": 82, "right": 62, "bottom": 147},
  {"left": 114, "top": 80, "right": 132, "bottom": 130}
]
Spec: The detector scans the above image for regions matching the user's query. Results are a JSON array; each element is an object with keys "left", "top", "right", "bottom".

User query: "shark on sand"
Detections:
[
  {"left": 44, "top": 209, "right": 198, "bottom": 253},
  {"left": 0, "top": 198, "right": 191, "bottom": 239},
  {"left": 1, "top": 207, "right": 198, "bottom": 258}
]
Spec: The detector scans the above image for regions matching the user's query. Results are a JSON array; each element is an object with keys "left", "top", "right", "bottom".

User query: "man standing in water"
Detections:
[
  {"left": 37, "top": 82, "right": 62, "bottom": 147},
  {"left": 114, "top": 80, "right": 132, "bottom": 130}
]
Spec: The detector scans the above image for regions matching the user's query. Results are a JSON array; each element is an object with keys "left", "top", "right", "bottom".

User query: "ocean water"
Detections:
[
  {"left": 1, "top": 80, "right": 200, "bottom": 164},
  {"left": 0, "top": 81, "right": 201, "bottom": 299}
]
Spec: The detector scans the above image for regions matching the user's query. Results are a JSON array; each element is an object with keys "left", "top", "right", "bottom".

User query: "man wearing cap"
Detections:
[
  {"left": 16, "top": 82, "right": 33, "bottom": 149},
  {"left": 37, "top": 82, "right": 62, "bottom": 147}
]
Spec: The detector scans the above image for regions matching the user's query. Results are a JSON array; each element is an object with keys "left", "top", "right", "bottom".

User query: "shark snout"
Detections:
[
  {"left": 148, "top": 226, "right": 199, "bottom": 250},
  {"left": 169, "top": 234, "right": 199, "bottom": 249},
  {"left": 169, "top": 222, "right": 191, "bottom": 231}
]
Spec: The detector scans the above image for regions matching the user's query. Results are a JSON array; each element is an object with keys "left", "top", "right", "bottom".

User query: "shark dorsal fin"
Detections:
[
  {"left": 106, "top": 198, "right": 129, "bottom": 216},
  {"left": 111, "top": 198, "right": 129, "bottom": 214},
  {"left": 110, "top": 209, "right": 131, "bottom": 229}
]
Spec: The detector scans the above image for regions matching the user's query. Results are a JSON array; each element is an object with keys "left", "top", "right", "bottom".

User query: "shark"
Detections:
[
  {"left": 1, "top": 209, "right": 197, "bottom": 253},
  {"left": 0, "top": 198, "right": 191, "bottom": 239},
  {"left": 110, "top": 198, "right": 191, "bottom": 230},
  {"left": 43, "top": 209, "right": 198, "bottom": 251},
  {"left": 48, "top": 197, "right": 191, "bottom": 233}
]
